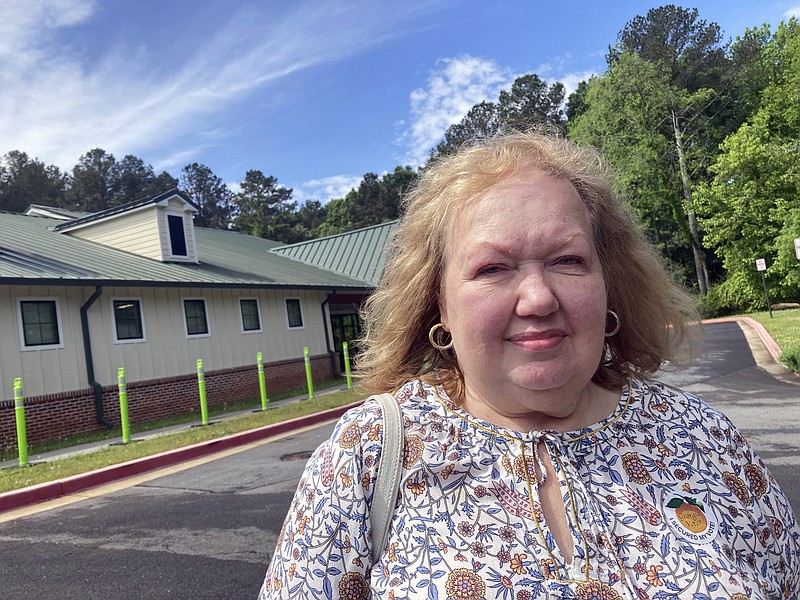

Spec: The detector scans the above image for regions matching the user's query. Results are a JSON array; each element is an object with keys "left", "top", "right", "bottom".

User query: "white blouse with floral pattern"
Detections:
[{"left": 259, "top": 378, "right": 800, "bottom": 599}]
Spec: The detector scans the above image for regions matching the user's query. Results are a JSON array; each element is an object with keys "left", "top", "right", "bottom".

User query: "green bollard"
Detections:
[
  {"left": 118, "top": 367, "right": 131, "bottom": 444},
  {"left": 197, "top": 359, "right": 209, "bottom": 425},
  {"left": 257, "top": 352, "right": 268, "bottom": 411},
  {"left": 14, "top": 378, "right": 28, "bottom": 467},
  {"left": 304, "top": 346, "right": 314, "bottom": 400},
  {"left": 342, "top": 342, "right": 353, "bottom": 389}
]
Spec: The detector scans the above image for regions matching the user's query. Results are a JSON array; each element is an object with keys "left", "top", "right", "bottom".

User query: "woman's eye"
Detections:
[
  {"left": 477, "top": 265, "right": 504, "bottom": 276},
  {"left": 557, "top": 256, "right": 584, "bottom": 266}
]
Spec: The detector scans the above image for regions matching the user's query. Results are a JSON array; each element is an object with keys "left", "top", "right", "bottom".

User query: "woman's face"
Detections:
[{"left": 438, "top": 171, "right": 609, "bottom": 422}]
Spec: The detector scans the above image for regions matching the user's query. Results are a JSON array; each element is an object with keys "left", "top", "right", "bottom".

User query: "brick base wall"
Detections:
[{"left": 0, "top": 353, "right": 338, "bottom": 452}]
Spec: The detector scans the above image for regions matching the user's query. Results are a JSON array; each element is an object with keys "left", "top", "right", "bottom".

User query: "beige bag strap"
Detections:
[{"left": 370, "top": 392, "right": 404, "bottom": 564}]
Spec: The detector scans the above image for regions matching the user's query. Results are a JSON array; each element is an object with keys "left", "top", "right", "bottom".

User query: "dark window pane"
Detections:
[
  {"left": 168, "top": 214, "right": 187, "bottom": 256},
  {"left": 286, "top": 298, "right": 303, "bottom": 328},
  {"left": 113, "top": 300, "right": 143, "bottom": 340},
  {"left": 240, "top": 299, "right": 260, "bottom": 331},
  {"left": 184, "top": 299, "right": 208, "bottom": 335},
  {"left": 21, "top": 300, "right": 60, "bottom": 346}
]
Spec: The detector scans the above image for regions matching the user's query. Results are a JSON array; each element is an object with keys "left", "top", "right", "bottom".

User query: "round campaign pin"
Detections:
[{"left": 661, "top": 490, "right": 719, "bottom": 544}]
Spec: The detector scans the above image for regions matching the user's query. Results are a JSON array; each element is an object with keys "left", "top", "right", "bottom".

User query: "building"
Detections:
[{"left": 0, "top": 189, "right": 396, "bottom": 450}]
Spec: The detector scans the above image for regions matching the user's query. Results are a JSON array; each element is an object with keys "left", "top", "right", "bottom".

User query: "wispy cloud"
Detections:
[
  {"left": 557, "top": 70, "right": 598, "bottom": 98},
  {"left": 398, "top": 55, "right": 517, "bottom": 166},
  {"left": 0, "top": 0, "right": 446, "bottom": 173},
  {"left": 295, "top": 175, "right": 364, "bottom": 204},
  {"left": 785, "top": 5, "right": 800, "bottom": 18}
]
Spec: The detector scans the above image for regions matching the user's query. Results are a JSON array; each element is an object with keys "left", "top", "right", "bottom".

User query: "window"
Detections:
[
  {"left": 285, "top": 298, "right": 304, "bottom": 329},
  {"left": 168, "top": 214, "right": 187, "bottom": 257},
  {"left": 18, "top": 299, "right": 63, "bottom": 349},
  {"left": 183, "top": 298, "right": 209, "bottom": 336},
  {"left": 239, "top": 298, "right": 261, "bottom": 333},
  {"left": 112, "top": 299, "right": 145, "bottom": 342}
]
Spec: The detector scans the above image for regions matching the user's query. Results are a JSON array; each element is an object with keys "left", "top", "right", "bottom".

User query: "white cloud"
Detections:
[
  {"left": 557, "top": 70, "right": 598, "bottom": 98},
  {"left": 398, "top": 55, "right": 516, "bottom": 166},
  {"left": 785, "top": 5, "right": 800, "bottom": 18},
  {"left": 295, "top": 175, "right": 364, "bottom": 204},
  {"left": 0, "top": 1, "right": 447, "bottom": 174}
]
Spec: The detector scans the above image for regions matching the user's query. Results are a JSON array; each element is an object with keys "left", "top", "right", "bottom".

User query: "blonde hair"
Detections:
[{"left": 356, "top": 131, "right": 698, "bottom": 396}]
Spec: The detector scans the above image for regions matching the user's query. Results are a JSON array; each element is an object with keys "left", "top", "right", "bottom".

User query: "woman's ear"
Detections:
[{"left": 437, "top": 296, "right": 449, "bottom": 328}]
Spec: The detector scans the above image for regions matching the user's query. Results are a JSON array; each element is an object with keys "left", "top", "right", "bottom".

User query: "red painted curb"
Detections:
[{"left": 0, "top": 400, "right": 362, "bottom": 514}]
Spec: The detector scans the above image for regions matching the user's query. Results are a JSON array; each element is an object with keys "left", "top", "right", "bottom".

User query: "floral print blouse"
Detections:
[{"left": 259, "top": 378, "right": 800, "bottom": 599}]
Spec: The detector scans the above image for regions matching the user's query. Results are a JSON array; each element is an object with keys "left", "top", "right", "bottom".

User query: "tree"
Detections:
[
  {"left": 433, "top": 101, "right": 500, "bottom": 158},
  {"left": 146, "top": 171, "right": 180, "bottom": 196},
  {"left": 347, "top": 167, "right": 415, "bottom": 229},
  {"left": 607, "top": 4, "right": 728, "bottom": 91},
  {"left": 316, "top": 197, "right": 353, "bottom": 237},
  {"left": 0, "top": 151, "right": 68, "bottom": 212},
  {"left": 179, "top": 163, "right": 233, "bottom": 229},
  {"left": 566, "top": 79, "right": 592, "bottom": 123},
  {"left": 431, "top": 74, "right": 566, "bottom": 161},
  {"left": 110, "top": 155, "right": 156, "bottom": 205},
  {"left": 570, "top": 6, "right": 744, "bottom": 295},
  {"left": 290, "top": 199, "right": 327, "bottom": 242},
  {"left": 67, "top": 148, "right": 117, "bottom": 212},
  {"left": 694, "top": 19, "right": 800, "bottom": 311},
  {"left": 569, "top": 54, "right": 694, "bottom": 282},
  {"left": 497, "top": 73, "right": 565, "bottom": 131},
  {"left": 232, "top": 170, "right": 295, "bottom": 240}
]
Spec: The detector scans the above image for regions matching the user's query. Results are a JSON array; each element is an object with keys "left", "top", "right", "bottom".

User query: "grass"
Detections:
[
  {"left": 0, "top": 384, "right": 365, "bottom": 495},
  {"left": 3, "top": 311, "right": 799, "bottom": 497},
  {"left": 746, "top": 309, "right": 800, "bottom": 351}
]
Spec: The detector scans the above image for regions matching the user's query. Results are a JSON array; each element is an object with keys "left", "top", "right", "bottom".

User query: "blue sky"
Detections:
[{"left": 1, "top": 1, "right": 798, "bottom": 204}]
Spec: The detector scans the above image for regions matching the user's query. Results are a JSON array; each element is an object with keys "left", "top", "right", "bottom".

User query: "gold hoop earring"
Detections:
[
  {"left": 605, "top": 310, "right": 621, "bottom": 337},
  {"left": 429, "top": 323, "right": 454, "bottom": 350}
]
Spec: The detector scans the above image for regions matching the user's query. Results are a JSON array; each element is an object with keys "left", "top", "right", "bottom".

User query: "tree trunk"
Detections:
[{"left": 671, "top": 110, "right": 710, "bottom": 296}]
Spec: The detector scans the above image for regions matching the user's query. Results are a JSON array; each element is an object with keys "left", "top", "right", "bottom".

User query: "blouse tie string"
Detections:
[{"left": 525, "top": 432, "right": 550, "bottom": 487}]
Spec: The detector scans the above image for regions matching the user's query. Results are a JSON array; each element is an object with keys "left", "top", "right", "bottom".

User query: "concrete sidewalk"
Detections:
[{"left": 0, "top": 384, "right": 358, "bottom": 512}]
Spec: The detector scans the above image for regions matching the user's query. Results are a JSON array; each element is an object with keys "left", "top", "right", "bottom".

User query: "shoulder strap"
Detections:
[{"left": 370, "top": 392, "right": 404, "bottom": 564}]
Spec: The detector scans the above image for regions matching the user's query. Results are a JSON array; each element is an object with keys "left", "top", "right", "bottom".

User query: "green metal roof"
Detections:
[
  {"left": 0, "top": 211, "right": 371, "bottom": 290},
  {"left": 272, "top": 220, "right": 397, "bottom": 286}
]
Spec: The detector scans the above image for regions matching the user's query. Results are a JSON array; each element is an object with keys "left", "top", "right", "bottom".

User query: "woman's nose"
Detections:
[{"left": 515, "top": 271, "right": 559, "bottom": 316}]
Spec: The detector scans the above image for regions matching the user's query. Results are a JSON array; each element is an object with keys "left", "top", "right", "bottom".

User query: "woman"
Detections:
[{"left": 259, "top": 132, "right": 800, "bottom": 599}]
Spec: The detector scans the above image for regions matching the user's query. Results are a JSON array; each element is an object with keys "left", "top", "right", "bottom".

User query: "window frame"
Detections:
[
  {"left": 166, "top": 211, "right": 188, "bottom": 258},
  {"left": 285, "top": 297, "right": 304, "bottom": 330},
  {"left": 239, "top": 297, "right": 262, "bottom": 334},
  {"left": 111, "top": 297, "right": 147, "bottom": 344},
  {"left": 16, "top": 297, "right": 65, "bottom": 351},
  {"left": 182, "top": 297, "right": 211, "bottom": 338}
]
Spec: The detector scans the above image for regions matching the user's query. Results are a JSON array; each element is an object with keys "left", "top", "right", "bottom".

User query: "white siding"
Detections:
[
  {"left": 1, "top": 285, "right": 89, "bottom": 399},
  {"left": 69, "top": 208, "right": 162, "bottom": 260},
  {"left": 0, "top": 284, "right": 331, "bottom": 399},
  {"left": 157, "top": 198, "right": 197, "bottom": 263}
]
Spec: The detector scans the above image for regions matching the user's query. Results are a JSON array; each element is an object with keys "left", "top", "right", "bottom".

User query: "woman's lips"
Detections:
[{"left": 506, "top": 330, "right": 567, "bottom": 351}]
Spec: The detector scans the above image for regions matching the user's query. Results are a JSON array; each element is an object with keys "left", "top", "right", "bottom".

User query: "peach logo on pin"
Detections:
[{"left": 662, "top": 493, "right": 718, "bottom": 544}]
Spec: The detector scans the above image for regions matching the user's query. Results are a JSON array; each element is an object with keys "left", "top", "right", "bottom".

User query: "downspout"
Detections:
[
  {"left": 80, "top": 286, "right": 113, "bottom": 429},
  {"left": 321, "top": 292, "right": 338, "bottom": 379}
]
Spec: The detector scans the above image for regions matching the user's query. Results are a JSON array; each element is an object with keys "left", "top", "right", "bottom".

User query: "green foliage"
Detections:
[
  {"left": 697, "top": 273, "right": 765, "bottom": 317},
  {"left": 232, "top": 169, "right": 296, "bottom": 240},
  {"left": 695, "top": 19, "right": 800, "bottom": 308},
  {"left": 780, "top": 344, "right": 800, "bottom": 373},
  {"left": 67, "top": 148, "right": 117, "bottom": 212},
  {"left": 431, "top": 74, "right": 565, "bottom": 160},
  {"left": 179, "top": 162, "right": 234, "bottom": 229},
  {"left": 0, "top": 150, "right": 68, "bottom": 212}
]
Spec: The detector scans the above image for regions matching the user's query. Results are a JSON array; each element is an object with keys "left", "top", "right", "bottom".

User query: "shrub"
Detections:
[
  {"left": 780, "top": 345, "right": 800, "bottom": 373},
  {"left": 698, "top": 275, "right": 763, "bottom": 318}
]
